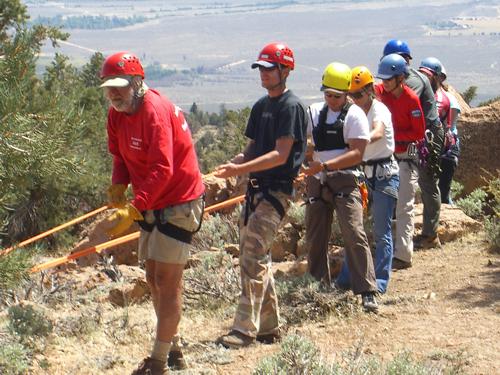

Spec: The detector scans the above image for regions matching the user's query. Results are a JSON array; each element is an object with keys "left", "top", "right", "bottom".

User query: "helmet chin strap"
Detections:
[
  {"left": 385, "top": 76, "right": 404, "bottom": 94},
  {"left": 268, "top": 65, "right": 287, "bottom": 91}
]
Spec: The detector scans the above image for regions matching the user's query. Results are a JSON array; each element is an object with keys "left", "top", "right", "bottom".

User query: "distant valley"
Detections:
[{"left": 28, "top": 0, "right": 500, "bottom": 111}]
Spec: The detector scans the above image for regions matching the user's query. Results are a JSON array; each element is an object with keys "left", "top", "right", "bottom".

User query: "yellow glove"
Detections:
[
  {"left": 105, "top": 203, "right": 144, "bottom": 238},
  {"left": 107, "top": 184, "right": 127, "bottom": 208}
]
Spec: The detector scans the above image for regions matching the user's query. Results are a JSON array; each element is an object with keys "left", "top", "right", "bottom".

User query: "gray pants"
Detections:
[
  {"left": 305, "top": 172, "right": 376, "bottom": 295},
  {"left": 418, "top": 124, "right": 444, "bottom": 237}
]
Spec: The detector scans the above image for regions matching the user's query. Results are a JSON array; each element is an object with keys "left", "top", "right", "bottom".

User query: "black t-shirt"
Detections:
[{"left": 245, "top": 90, "right": 308, "bottom": 180}]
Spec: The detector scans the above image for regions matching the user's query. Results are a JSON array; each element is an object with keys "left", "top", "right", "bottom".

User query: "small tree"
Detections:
[{"left": 461, "top": 85, "right": 477, "bottom": 105}]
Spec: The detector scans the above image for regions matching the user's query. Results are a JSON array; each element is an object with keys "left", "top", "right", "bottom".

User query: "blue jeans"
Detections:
[{"left": 336, "top": 174, "right": 399, "bottom": 294}]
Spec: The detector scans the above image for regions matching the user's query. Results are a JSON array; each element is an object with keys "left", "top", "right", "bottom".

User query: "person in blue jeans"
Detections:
[{"left": 336, "top": 66, "right": 400, "bottom": 294}]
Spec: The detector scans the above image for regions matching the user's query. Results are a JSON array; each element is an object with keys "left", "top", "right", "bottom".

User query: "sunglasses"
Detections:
[
  {"left": 349, "top": 90, "right": 364, "bottom": 99},
  {"left": 258, "top": 66, "right": 278, "bottom": 72},
  {"left": 324, "top": 92, "right": 344, "bottom": 99}
]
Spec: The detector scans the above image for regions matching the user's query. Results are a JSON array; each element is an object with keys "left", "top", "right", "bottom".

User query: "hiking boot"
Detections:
[
  {"left": 414, "top": 234, "right": 441, "bottom": 250},
  {"left": 167, "top": 350, "right": 187, "bottom": 370},
  {"left": 217, "top": 330, "right": 255, "bottom": 349},
  {"left": 131, "top": 357, "right": 169, "bottom": 375},
  {"left": 256, "top": 332, "right": 281, "bottom": 344},
  {"left": 392, "top": 258, "right": 412, "bottom": 270},
  {"left": 361, "top": 292, "right": 379, "bottom": 313}
]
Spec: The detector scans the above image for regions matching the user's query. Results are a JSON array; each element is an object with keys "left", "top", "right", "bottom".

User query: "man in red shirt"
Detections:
[
  {"left": 375, "top": 54, "right": 425, "bottom": 270},
  {"left": 100, "top": 52, "right": 205, "bottom": 375}
]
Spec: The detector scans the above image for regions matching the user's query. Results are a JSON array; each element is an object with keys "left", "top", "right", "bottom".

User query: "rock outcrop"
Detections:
[{"left": 455, "top": 99, "right": 500, "bottom": 194}]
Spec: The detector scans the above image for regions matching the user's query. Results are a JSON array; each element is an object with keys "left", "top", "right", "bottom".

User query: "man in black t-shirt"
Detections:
[{"left": 215, "top": 42, "right": 308, "bottom": 349}]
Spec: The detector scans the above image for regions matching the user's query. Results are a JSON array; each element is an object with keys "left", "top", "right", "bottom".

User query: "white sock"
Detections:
[
  {"left": 151, "top": 339, "right": 171, "bottom": 362},
  {"left": 171, "top": 334, "right": 182, "bottom": 351}
]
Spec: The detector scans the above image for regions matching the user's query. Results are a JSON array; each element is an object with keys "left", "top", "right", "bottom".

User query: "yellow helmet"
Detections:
[
  {"left": 350, "top": 66, "right": 374, "bottom": 92},
  {"left": 321, "top": 62, "right": 351, "bottom": 93}
]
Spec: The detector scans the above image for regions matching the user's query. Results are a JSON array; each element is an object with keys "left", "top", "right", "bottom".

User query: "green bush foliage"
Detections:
[
  {"left": 254, "top": 334, "right": 335, "bottom": 375},
  {"left": 449, "top": 180, "right": 464, "bottom": 202},
  {"left": 460, "top": 86, "right": 477, "bottom": 105},
  {"left": 276, "top": 274, "right": 358, "bottom": 325},
  {"left": 0, "top": 248, "right": 33, "bottom": 295},
  {"left": 254, "top": 335, "right": 468, "bottom": 375},
  {"left": 8, "top": 303, "right": 53, "bottom": 339},
  {"left": 0, "top": 341, "right": 30, "bottom": 375},
  {"left": 195, "top": 107, "right": 250, "bottom": 173},
  {"left": 483, "top": 172, "right": 500, "bottom": 251},
  {"left": 455, "top": 188, "right": 487, "bottom": 219},
  {"left": 184, "top": 251, "right": 240, "bottom": 313},
  {"left": 193, "top": 209, "right": 240, "bottom": 251},
  {"left": 0, "top": 1, "right": 110, "bottom": 249}
]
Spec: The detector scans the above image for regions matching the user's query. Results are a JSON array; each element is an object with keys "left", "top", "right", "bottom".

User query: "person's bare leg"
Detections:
[
  {"left": 145, "top": 260, "right": 159, "bottom": 315},
  {"left": 149, "top": 261, "right": 184, "bottom": 362}
]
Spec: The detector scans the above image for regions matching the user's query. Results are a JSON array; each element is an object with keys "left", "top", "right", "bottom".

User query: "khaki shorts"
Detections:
[{"left": 138, "top": 197, "right": 204, "bottom": 265}]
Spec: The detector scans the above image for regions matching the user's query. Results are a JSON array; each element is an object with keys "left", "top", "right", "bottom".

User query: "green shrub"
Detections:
[
  {"left": 286, "top": 202, "right": 305, "bottom": 230},
  {"left": 8, "top": 303, "right": 53, "bottom": 340},
  {"left": 484, "top": 216, "right": 500, "bottom": 252},
  {"left": 254, "top": 336, "right": 468, "bottom": 375},
  {"left": 455, "top": 188, "right": 487, "bottom": 219},
  {"left": 450, "top": 180, "right": 464, "bottom": 202},
  {"left": 193, "top": 209, "right": 240, "bottom": 251},
  {"left": 184, "top": 252, "right": 240, "bottom": 313},
  {"left": 276, "top": 274, "right": 358, "bottom": 325},
  {"left": 0, "top": 341, "right": 30, "bottom": 375},
  {"left": 0, "top": 249, "right": 33, "bottom": 295},
  {"left": 254, "top": 334, "right": 335, "bottom": 375}
]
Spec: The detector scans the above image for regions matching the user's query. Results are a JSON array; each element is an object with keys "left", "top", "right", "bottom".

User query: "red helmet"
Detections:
[
  {"left": 251, "top": 42, "right": 295, "bottom": 70},
  {"left": 100, "top": 52, "right": 144, "bottom": 79}
]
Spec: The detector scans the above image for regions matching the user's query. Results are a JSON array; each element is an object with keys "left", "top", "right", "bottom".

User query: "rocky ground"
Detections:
[{"left": 6, "top": 202, "right": 495, "bottom": 375}]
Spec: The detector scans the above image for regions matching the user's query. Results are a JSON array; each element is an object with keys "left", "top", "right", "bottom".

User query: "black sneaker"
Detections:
[
  {"left": 361, "top": 292, "right": 379, "bottom": 313},
  {"left": 256, "top": 332, "right": 281, "bottom": 344}
]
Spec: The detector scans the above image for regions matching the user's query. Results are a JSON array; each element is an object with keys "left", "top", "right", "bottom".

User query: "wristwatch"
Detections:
[{"left": 322, "top": 162, "right": 329, "bottom": 172}]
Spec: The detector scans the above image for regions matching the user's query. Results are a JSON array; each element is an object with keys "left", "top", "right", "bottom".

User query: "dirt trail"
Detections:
[
  {"left": 36, "top": 232, "right": 499, "bottom": 375},
  {"left": 206, "top": 233, "right": 500, "bottom": 374}
]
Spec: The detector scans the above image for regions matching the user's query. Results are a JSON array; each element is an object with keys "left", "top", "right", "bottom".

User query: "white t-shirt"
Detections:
[
  {"left": 363, "top": 99, "right": 394, "bottom": 161},
  {"left": 308, "top": 101, "right": 370, "bottom": 165},
  {"left": 363, "top": 99, "right": 399, "bottom": 178}
]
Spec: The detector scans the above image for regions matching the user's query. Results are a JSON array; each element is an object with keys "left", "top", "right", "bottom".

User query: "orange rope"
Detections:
[
  {"left": 204, "top": 195, "right": 245, "bottom": 214},
  {"left": 29, "top": 173, "right": 307, "bottom": 273},
  {"left": 1, "top": 172, "right": 220, "bottom": 257},
  {"left": 0, "top": 206, "right": 109, "bottom": 257},
  {"left": 30, "top": 232, "right": 140, "bottom": 273}
]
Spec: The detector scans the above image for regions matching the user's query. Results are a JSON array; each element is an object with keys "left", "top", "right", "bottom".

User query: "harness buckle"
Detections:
[{"left": 249, "top": 178, "right": 260, "bottom": 189}]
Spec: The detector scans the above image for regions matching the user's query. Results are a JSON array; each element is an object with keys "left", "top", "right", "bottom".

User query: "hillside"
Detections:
[{"left": 1, "top": 197, "right": 498, "bottom": 374}]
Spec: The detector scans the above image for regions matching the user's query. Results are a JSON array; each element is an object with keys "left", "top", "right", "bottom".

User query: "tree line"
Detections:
[{"left": 31, "top": 14, "right": 147, "bottom": 30}]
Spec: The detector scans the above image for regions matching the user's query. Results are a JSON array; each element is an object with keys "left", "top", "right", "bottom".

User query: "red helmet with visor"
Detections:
[
  {"left": 100, "top": 52, "right": 145, "bottom": 79},
  {"left": 251, "top": 42, "right": 295, "bottom": 70}
]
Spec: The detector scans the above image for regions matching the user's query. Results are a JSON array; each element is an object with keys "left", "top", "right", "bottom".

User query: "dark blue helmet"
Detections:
[
  {"left": 377, "top": 53, "right": 408, "bottom": 79},
  {"left": 419, "top": 57, "right": 443, "bottom": 76},
  {"left": 383, "top": 39, "right": 412, "bottom": 59}
]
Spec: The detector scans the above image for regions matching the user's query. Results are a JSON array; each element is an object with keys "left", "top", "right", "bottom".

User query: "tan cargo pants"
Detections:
[{"left": 231, "top": 190, "right": 290, "bottom": 338}]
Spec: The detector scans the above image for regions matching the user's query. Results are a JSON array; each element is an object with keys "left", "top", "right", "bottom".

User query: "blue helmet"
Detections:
[
  {"left": 419, "top": 56, "right": 443, "bottom": 76},
  {"left": 377, "top": 53, "right": 408, "bottom": 79},
  {"left": 383, "top": 39, "right": 412, "bottom": 59}
]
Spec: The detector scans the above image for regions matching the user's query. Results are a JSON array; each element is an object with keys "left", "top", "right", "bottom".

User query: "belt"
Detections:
[{"left": 363, "top": 155, "right": 393, "bottom": 166}]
